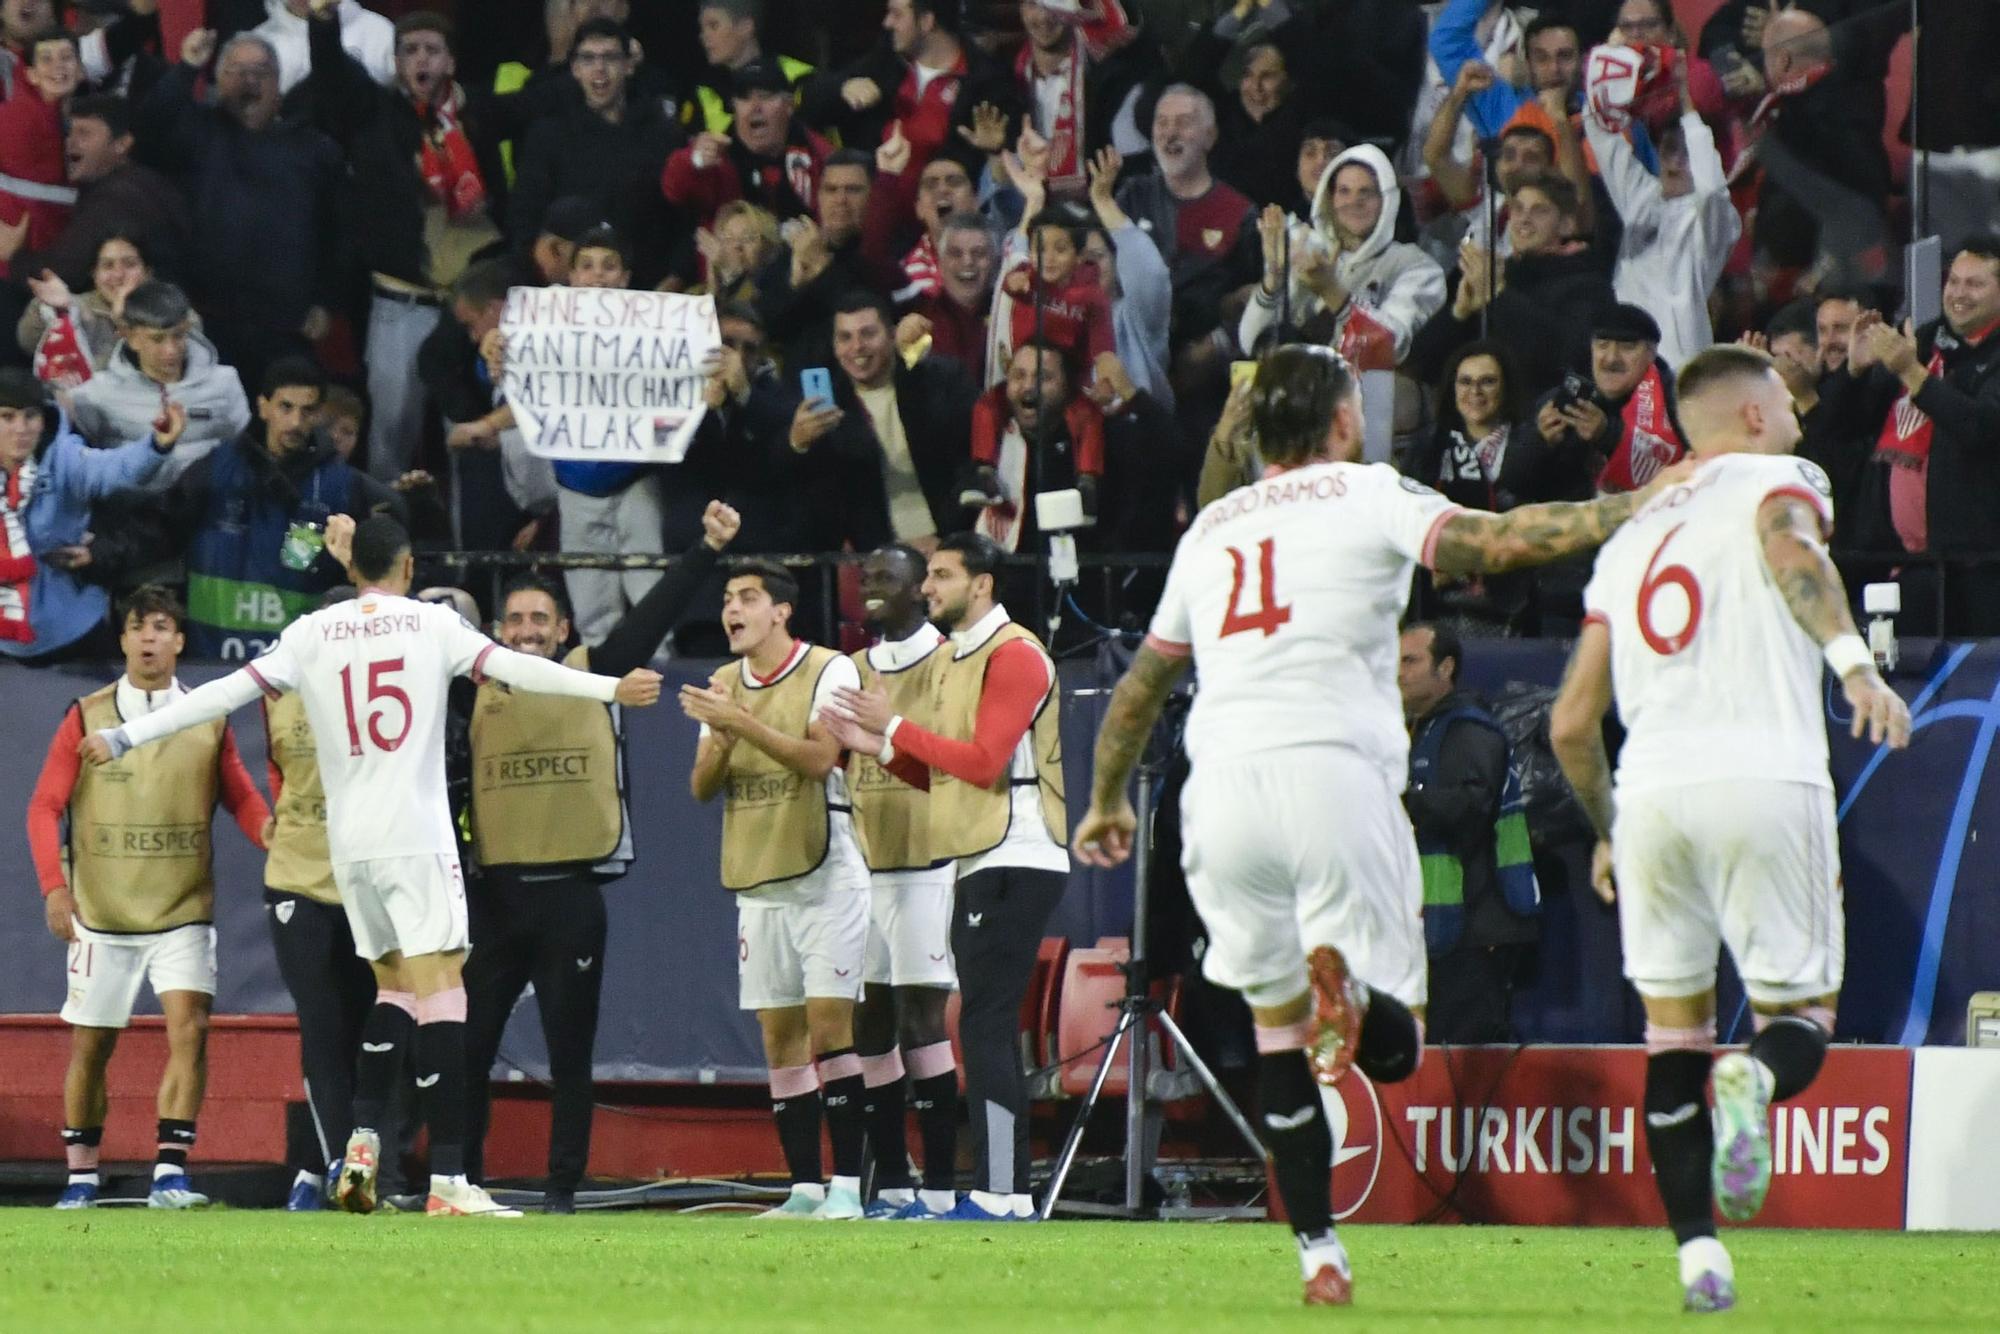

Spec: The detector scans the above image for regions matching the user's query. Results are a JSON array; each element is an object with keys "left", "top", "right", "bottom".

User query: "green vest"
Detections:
[{"left": 691, "top": 55, "right": 816, "bottom": 135}]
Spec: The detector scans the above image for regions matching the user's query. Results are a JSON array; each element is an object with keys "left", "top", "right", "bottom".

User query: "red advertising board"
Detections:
[{"left": 1281, "top": 1045, "right": 1910, "bottom": 1229}]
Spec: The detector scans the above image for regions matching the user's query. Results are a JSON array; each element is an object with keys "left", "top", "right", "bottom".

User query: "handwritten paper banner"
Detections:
[{"left": 500, "top": 286, "right": 719, "bottom": 463}]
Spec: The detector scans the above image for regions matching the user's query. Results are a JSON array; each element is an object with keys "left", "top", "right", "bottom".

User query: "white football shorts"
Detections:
[
  {"left": 61, "top": 922, "right": 216, "bottom": 1029},
  {"left": 1180, "top": 745, "right": 1427, "bottom": 1011},
  {"left": 333, "top": 854, "right": 469, "bottom": 961},
  {"left": 1612, "top": 778, "right": 1844, "bottom": 1005},
  {"left": 864, "top": 867, "right": 957, "bottom": 988}
]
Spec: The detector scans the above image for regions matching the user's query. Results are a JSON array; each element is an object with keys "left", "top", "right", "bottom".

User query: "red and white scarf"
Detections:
[
  {"left": 1018, "top": 34, "right": 1086, "bottom": 194},
  {"left": 416, "top": 88, "right": 488, "bottom": 222},
  {"left": 895, "top": 233, "right": 940, "bottom": 303},
  {"left": 1, "top": 458, "right": 37, "bottom": 643},
  {"left": 32, "top": 307, "right": 92, "bottom": 388},
  {"left": 1595, "top": 362, "right": 1684, "bottom": 493}
]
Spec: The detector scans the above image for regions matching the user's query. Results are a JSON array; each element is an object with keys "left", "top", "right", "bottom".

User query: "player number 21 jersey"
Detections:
[
  {"left": 1583, "top": 452, "right": 1837, "bottom": 795},
  {"left": 1147, "top": 462, "right": 1461, "bottom": 780}
]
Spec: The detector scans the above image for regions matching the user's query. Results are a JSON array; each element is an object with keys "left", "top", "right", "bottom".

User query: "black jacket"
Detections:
[
  {"left": 1410, "top": 249, "right": 1617, "bottom": 399},
  {"left": 138, "top": 62, "right": 343, "bottom": 330},
  {"left": 1852, "top": 320, "right": 2000, "bottom": 556},
  {"left": 807, "top": 36, "right": 1023, "bottom": 156},
  {"left": 507, "top": 95, "right": 686, "bottom": 288},
  {"left": 1405, "top": 690, "right": 1540, "bottom": 951},
  {"left": 304, "top": 14, "right": 516, "bottom": 286},
  {"left": 14, "top": 162, "right": 192, "bottom": 293},
  {"left": 817, "top": 355, "right": 981, "bottom": 548}
]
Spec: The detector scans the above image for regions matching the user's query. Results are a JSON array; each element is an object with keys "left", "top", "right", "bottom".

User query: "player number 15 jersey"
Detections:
[{"left": 1583, "top": 452, "right": 1837, "bottom": 795}]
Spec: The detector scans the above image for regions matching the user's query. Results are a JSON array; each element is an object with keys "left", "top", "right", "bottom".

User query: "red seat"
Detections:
[
  {"left": 1021, "top": 937, "right": 1069, "bottom": 1068},
  {"left": 1050, "top": 943, "right": 1182, "bottom": 1098}
]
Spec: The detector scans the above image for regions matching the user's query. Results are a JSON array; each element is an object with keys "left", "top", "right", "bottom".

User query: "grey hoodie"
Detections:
[
  {"left": 1239, "top": 143, "right": 1446, "bottom": 364},
  {"left": 67, "top": 329, "right": 252, "bottom": 492}
]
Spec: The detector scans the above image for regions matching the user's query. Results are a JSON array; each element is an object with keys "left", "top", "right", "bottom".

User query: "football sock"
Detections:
[
  {"left": 859, "top": 1049, "right": 913, "bottom": 1191},
  {"left": 62, "top": 1125, "right": 102, "bottom": 1186},
  {"left": 414, "top": 988, "right": 469, "bottom": 1179},
  {"left": 906, "top": 1041, "right": 958, "bottom": 1192},
  {"left": 353, "top": 991, "right": 416, "bottom": 1135},
  {"left": 1355, "top": 987, "right": 1422, "bottom": 1084},
  {"left": 768, "top": 1064, "right": 824, "bottom": 1185},
  {"left": 1678, "top": 1235, "right": 1734, "bottom": 1286},
  {"left": 1256, "top": 1048, "right": 1335, "bottom": 1241},
  {"left": 1749, "top": 1013, "right": 1830, "bottom": 1101},
  {"left": 154, "top": 1119, "right": 196, "bottom": 1180},
  {"left": 818, "top": 1048, "right": 867, "bottom": 1181},
  {"left": 1644, "top": 1049, "right": 1717, "bottom": 1244}
]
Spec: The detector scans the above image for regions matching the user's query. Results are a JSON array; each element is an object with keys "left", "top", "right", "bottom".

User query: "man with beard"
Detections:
[
  {"left": 1114, "top": 83, "right": 1260, "bottom": 442},
  {"left": 142, "top": 27, "right": 340, "bottom": 395},
  {"left": 462, "top": 501, "right": 740, "bottom": 1215},
  {"left": 843, "top": 544, "right": 959, "bottom": 1220},
  {"left": 822, "top": 0, "right": 1016, "bottom": 185},
  {"left": 684, "top": 560, "right": 872, "bottom": 1220},
  {"left": 895, "top": 214, "right": 1000, "bottom": 368},
  {"left": 508, "top": 19, "right": 684, "bottom": 291},
  {"left": 145, "top": 358, "right": 405, "bottom": 658},
  {"left": 1534, "top": 304, "right": 1686, "bottom": 495},
  {"left": 754, "top": 148, "right": 896, "bottom": 372},
  {"left": 821, "top": 532, "right": 1068, "bottom": 1223},
  {"left": 662, "top": 56, "right": 833, "bottom": 232},
  {"left": 963, "top": 337, "right": 1103, "bottom": 557},
  {"left": 784, "top": 291, "right": 975, "bottom": 554},
  {"left": 304, "top": 6, "right": 510, "bottom": 484}
]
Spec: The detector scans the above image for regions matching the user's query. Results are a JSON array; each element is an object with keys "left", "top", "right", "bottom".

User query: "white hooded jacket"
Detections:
[
  {"left": 1238, "top": 143, "right": 1446, "bottom": 366},
  {"left": 1584, "top": 110, "right": 1741, "bottom": 370}
]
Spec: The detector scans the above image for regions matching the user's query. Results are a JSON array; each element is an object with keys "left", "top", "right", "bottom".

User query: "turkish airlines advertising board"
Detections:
[{"left": 1285, "top": 1046, "right": 1911, "bottom": 1229}]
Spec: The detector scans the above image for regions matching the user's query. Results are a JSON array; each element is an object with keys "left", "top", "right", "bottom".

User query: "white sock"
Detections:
[
  {"left": 830, "top": 1175, "right": 860, "bottom": 1196},
  {"left": 969, "top": 1188, "right": 1012, "bottom": 1215},
  {"left": 790, "top": 1182, "right": 827, "bottom": 1202},
  {"left": 430, "top": 1173, "right": 468, "bottom": 1190},
  {"left": 878, "top": 1187, "right": 915, "bottom": 1207},
  {"left": 919, "top": 1188, "right": 956, "bottom": 1213},
  {"left": 1007, "top": 1192, "right": 1034, "bottom": 1218},
  {"left": 68, "top": 1172, "right": 98, "bottom": 1187},
  {"left": 293, "top": 1169, "right": 325, "bottom": 1189},
  {"left": 1297, "top": 1229, "right": 1350, "bottom": 1282},
  {"left": 1678, "top": 1236, "right": 1734, "bottom": 1287},
  {"left": 153, "top": 1163, "right": 183, "bottom": 1182}
]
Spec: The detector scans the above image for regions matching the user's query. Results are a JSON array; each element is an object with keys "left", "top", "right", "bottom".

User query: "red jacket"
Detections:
[
  {"left": 660, "top": 126, "right": 834, "bottom": 230},
  {"left": 1000, "top": 262, "right": 1112, "bottom": 375},
  {"left": 0, "top": 89, "right": 71, "bottom": 280}
]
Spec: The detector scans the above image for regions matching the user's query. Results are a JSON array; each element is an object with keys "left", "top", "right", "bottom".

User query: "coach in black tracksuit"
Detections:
[{"left": 460, "top": 503, "right": 738, "bottom": 1214}]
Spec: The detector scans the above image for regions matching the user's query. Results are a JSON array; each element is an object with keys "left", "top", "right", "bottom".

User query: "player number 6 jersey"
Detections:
[{"left": 1583, "top": 453, "right": 1837, "bottom": 795}]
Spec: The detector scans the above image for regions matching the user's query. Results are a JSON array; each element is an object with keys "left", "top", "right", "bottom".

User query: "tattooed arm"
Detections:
[
  {"left": 1072, "top": 643, "right": 1193, "bottom": 867},
  {"left": 1758, "top": 493, "right": 1913, "bottom": 747},
  {"left": 1429, "top": 489, "right": 1646, "bottom": 576},
  {"left": 1548, "top": 620, "right": 1620, "bottom": 903}
]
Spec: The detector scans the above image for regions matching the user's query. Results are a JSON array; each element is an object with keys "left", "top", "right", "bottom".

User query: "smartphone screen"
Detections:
[{"left": 800, "top": 367, "right": 833, "bottom": 404}]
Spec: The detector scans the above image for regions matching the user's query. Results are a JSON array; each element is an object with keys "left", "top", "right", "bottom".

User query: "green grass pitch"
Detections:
[{"left": 2, "top": 1212, "right": 1996, "bottom": 1332}]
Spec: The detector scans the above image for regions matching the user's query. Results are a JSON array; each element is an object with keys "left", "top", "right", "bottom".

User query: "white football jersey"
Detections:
[
  {"left": 239, "top": 594, "right": 538, "bottom": 863},
  {"left": 1148, "top": 462, "right": 1461, "bottom": 781},
  {"left": 1583, "top": 452, "right": 1837, "bottom": 795}
]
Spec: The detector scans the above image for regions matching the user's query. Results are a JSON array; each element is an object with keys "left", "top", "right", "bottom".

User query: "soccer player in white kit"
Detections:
[
  {"left": 1074, "top": 345, "right": 1682, "bottom": 1307},
  {"left": 81, "top": 516, "right": 664, "bottom": 1219},
  {"left": 1549, "top": 343, "right": 1911, "bottom": 1314}
]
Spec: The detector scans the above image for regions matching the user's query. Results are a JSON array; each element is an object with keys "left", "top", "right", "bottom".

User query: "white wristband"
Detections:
[{"left": 1823, "top": 634, "right": 1873, "bottom": 679}]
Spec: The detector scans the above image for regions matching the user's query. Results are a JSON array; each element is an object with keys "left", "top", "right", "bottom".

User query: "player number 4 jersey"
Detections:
[
  {"left": 1147, "top": 462, "right": 1461, "bottom": 779},
  {"left": 1583, "top": 452, "right": 1837, "bottom": 795}
]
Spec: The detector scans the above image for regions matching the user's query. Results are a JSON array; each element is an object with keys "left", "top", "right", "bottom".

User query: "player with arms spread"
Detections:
[
  {"left": 1073, "top": 344, "right": 1686, "bottom": 1306},
  {"left": 1549, "top": 343, "right": 1910, "bottom": 1314},
  {"left": 80, "top": 516, "right": 663, "bottom": 1219}
]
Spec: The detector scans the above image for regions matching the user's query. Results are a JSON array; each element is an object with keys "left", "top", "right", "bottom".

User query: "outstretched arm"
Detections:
[
  {"left": 1757, "top": 493, "right": 1911, "bottom": 747},
  {"left": 1428, "top": 488, "right": 1650, "bottom": 577},
  {"left": 92, "top": 668, "right": 273, "bottom": 762},
  {"left": 1073, "top": 643, "right": 1192, "bottom": 867}
]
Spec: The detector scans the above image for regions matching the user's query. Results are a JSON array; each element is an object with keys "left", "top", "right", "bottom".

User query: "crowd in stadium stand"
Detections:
[{"left": 1, "top": 0, "right": 1997, "bottom": 662}]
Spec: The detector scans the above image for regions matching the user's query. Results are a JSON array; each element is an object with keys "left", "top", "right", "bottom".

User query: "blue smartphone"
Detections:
[{"left": 800, "top": 366, "right": 833, "bottom": 404}]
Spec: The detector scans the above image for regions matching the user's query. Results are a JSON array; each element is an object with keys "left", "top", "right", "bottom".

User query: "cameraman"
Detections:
[{"left": 1532, "top": 303, "right": 1687, "bottom": 495}]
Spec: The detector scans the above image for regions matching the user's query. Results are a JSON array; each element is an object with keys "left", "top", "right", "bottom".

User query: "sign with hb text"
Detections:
[{"left": 500, "top": 286, "right": 718, "bottom": 463}]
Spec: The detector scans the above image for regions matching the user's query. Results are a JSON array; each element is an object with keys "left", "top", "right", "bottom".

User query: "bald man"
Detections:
[{"left": 1551, "top": 343, "right": 1909, "bottom": 1314}]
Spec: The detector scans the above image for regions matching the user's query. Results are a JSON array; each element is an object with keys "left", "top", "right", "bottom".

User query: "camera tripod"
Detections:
[{"left": 1040, "top": 693, "right": 1269, "bottom": 1220}]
